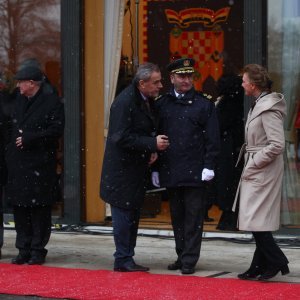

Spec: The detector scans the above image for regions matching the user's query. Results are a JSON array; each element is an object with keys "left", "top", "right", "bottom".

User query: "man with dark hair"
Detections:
[
  {"left": 153, "top": 58, "right": 220, "bottom": 275},
  {"left": 6, "top": 66, "right": 64, "bottom": 265},
  {"left": 100, "top": 62, "right": 169, "bottom": 272}
]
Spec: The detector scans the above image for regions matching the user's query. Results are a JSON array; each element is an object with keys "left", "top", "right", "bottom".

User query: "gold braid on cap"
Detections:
[{"left": 172, "top": 67, "right": 195, "bottom": 74}]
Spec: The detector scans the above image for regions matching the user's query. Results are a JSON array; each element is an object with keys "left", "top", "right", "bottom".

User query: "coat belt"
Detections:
[
  {"left": 233, "top": 144, "right": 265, "bottom": 212},
  {"left": 235, "top": 143, "right": 266, "bottom": 167}
]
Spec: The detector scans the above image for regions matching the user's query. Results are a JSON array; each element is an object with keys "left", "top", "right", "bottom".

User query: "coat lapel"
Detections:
[{"left": 18, "top": 89, "right": 44, "bottom": 126}]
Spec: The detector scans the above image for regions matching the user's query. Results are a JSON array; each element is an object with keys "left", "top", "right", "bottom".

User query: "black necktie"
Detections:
[{"left": 177, "top": 94, "right": 183, "bottom": 99}]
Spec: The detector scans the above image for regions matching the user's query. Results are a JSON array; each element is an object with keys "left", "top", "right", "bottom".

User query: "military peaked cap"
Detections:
[{"left": 167, "top": 58, "right": 195, "bottom": 74}]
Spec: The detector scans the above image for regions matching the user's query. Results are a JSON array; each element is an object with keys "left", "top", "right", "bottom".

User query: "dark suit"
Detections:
[
  {"left": 5, "top": 83, "right": 64, "bottom": 258},
  {"left": 100, "top": 83, "right": 157, "bottom": 268}
]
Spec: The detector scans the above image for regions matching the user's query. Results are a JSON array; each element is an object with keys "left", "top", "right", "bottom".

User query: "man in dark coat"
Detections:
[
  {"left": 100, "top": 62, "right": 169, "bottom": 272},
  {"left": 5, "top": 66, "right": 64, "bottom": 265},
  {"left": 152, "top": 58, "right": 220, "bottom": 274}
]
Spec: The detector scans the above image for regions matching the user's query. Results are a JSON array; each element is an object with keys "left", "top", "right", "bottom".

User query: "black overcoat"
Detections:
[
  {"left": 100, "top": 84, "right": 157, "bottom": 210},
  {"left": 214, "top": 75, "right": 244, "bottom": 210},
  {"left": 155, "top": 87, "right": 220, "bottom": 187},
  {"left": 0, "top": 95, "right": 8, "bottom": 186},
  {"left": 5, "top": 84, "right": 65, "bottom": 206}
]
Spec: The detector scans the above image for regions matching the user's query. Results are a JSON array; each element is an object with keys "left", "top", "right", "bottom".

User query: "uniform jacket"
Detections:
[
  {"left": 155, "top": 87, "right": 220, "bottom": 187},
  {"left": 100, "top": 84, "right": 157, "bottom": 209},
  {"left": 233, "top": 92, "right": 286, "bottom": 231},
  {"left": 5, "top": 84, "right": 65, "bottom": 206}
]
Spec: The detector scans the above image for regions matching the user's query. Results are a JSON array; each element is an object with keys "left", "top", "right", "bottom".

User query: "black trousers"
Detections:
[
  {"left": 111, "top": 205, "right": 140, "bottom": 268},
  {"left": 250, "top": 231, "right": 289, "bottom": 269},
  {"left": 13, "top": 205, "right": 52, "bottom": 258},
  {"left": 168, "top": 186, "right": 206, "bottom": 268}
]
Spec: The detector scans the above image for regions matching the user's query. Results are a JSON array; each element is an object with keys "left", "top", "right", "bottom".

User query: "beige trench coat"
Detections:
[{"left": 233, "top": 92, "right": 286, "bottom": 231}]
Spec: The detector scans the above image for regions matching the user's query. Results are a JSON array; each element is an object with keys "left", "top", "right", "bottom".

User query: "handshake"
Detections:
[{"left": 151, "top": 168, "right": 215, "bottom": 187}]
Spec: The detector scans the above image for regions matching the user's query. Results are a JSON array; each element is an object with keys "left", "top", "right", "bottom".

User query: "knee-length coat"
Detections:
[
  {"left": 233, "top": 92, "right": 286, "bottom": 231},
  {"left": 5, "top": 84, "right": 65, "bottom": 206},
  {"left": 100, "top": 84, "right": 157, "bottom": 210}
]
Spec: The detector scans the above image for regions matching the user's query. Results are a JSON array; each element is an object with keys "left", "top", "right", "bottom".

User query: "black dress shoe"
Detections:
[
  {"left": 258, "top": 265, "right": 289, "bottom": 281},
  {"left": 167, "top": 261, "right": 182, "bottom": 270},
  {"left": 114, "top": 263, "right": 149, "bottom": 272},
  {"left": 181, "top": 266, "right": 195, "bottom": 275},
  {"left": 28, "top": 256, "right": 46, "bottom": 265},
  {"left": 238, "top": 266, "right": 263, "bottom": 280},
  {"left": 12, "top": 254, "right": 30, "bottom": 265}
]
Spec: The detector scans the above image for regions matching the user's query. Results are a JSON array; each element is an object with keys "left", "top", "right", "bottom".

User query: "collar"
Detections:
[
  {"left": 139, "top": 91, "right": 148, "bottom": 101},
  {"left": 174, "top": 90, "right": 184, "bottom": 98}
]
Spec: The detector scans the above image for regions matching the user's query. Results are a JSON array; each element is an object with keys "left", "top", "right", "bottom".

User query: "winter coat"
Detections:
[
  {"left": 233, "top": 92, "right": 286, "bottom": 231},
  {"left": 214, "top": 77, "right": 244, "bottom": 211},
  {"left": 100, "top": 84, "right": 157, "bottom": 210},
  {"left": 0, "top": 96, "right": 8, "bottom": 186},
  {"left": 5, "top": 84, "right": 65, "bottom": 206},
  {"left": 155, "top": 87, "right": 220, "bottom": 187}
]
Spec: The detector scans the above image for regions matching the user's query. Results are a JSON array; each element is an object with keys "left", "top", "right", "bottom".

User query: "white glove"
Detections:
[
  {"left": 151, "top": 171, "right": 160, "bottom": 187},
  {"left": 201, "top": 168, "right": 215, "bottom": 181}
]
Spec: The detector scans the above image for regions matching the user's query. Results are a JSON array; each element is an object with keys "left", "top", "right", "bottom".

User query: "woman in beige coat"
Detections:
[{"left": 234, "top": 64, "right": 289, "bottom": 281}]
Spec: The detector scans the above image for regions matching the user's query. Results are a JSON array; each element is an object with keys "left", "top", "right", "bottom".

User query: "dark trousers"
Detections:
[
  {"left": 13, "top": 205, "right": 52, "bottom": 258},
  {"left": 111, "top": 205, "right": 140, "bottom": 268},
  {"left": 168, "top": 186, "right": 206, "bottom": 268},
  {"left": 250, "top": 231, "right": 289, "bottom": 269}
]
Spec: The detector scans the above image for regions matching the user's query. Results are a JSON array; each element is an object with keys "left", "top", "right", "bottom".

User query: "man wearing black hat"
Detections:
[
  {"left": 152, "top": 58, "right": 220, "bottom": 274},
  {"left": 5, "top": 65, "right": 64, "bottom": 265}
]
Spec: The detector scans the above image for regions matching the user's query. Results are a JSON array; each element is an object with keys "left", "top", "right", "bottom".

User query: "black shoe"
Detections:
[
  {"left": 258, "top": 265, "right": 290, "bottom": 281},
  {"left": 181, "top": 266, "right": 195, "bottom": 275},
  {"left": 238, "top": 266, "right": 263, "bottom": 280},
  {"left": 167, "top": 260, "right": 182, "bottom": 270},
  {"left": 28, "top": 256, "right": 46, "bottom": 265},
  {"left": 12, "top": 254, "right": 30, "bottom": 265},
  {"left": 114, "top": 263, "right": 149, "bottom": 272}
]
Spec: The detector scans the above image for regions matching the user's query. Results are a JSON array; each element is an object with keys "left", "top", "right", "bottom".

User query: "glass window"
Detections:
[
  {"left": 0, "top": 0, "right": 61, "bottom": 94},
  {"left": 268, "top": 0, "right": 300, "bottom": 227},
  {"left": 0, "top": 0, "right": 62, "bottom": 216}
]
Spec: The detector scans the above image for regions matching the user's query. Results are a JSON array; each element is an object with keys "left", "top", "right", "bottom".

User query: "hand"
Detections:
[
  {"left": 156, "top": 135, "right": 169, "bottom": 151},
  {"left": 16, "top": 136, "right": 23, "bottom": 148},
  {"left": 151, "top": 171, "right": 160, "bottom": 187},
  {"left": 201, "top": 168, "right": 214, "bottom": 181},
  {"left": 148, "top": 152, "right": 158, "bottom": 165}
]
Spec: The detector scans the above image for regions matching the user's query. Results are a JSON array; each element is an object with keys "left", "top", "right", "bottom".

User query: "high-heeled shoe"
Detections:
[
  {"left": 258, "top": 264, "right": 290, "bottom": 281},
  {"left": 237, "top": 266, "right": 263, "bottom": 280}
]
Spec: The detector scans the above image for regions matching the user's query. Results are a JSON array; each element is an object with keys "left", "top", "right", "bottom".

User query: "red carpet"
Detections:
[{"left": 0, "top": 263, "right": 299, "bottom": 300}]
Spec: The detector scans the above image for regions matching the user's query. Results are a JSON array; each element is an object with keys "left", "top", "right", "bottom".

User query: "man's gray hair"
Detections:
[{"left": 133, "top": 62, "right": 160, "bottom": 86}]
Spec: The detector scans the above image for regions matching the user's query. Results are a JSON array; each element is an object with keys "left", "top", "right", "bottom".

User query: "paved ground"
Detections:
[{"left": 1, "top": 227, "right": 299, "bottom": 284}]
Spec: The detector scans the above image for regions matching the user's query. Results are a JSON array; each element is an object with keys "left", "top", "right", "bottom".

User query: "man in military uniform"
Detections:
[{"left": 152, "top": 58, "right": 220, "bottom": 274}]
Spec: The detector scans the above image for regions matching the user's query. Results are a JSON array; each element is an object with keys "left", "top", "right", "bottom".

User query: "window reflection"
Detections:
[
  {"left": 269, "top": 0, "right": 300, "bottom": 227},
  {"left": 0, "top": 0, "right": 61, "bottom": 94}
]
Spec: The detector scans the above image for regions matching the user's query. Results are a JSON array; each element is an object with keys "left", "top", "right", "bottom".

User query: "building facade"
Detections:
[{"left": 0, "top": 0, "right": 299, "bottom": 233}]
